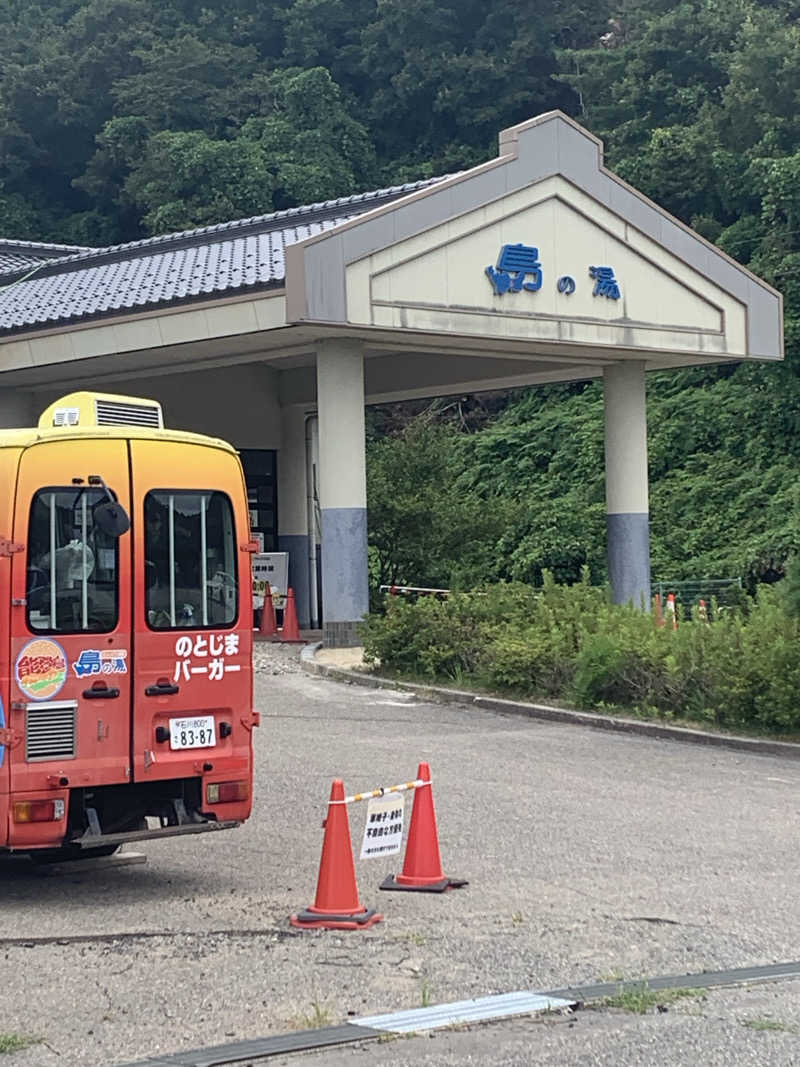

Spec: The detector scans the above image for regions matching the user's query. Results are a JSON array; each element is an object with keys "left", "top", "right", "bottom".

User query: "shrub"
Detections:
[{"left": 362, "top": 574, "right": 800, "bottom": 736}]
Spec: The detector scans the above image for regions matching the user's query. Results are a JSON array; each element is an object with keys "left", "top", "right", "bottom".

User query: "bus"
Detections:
[{"left": 0, "top": 391, "right": 259, "bottom": 860}]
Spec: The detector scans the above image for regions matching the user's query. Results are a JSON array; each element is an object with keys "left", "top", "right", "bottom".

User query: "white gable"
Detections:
[
  {"left": 287, "top": 111, "right": 781, "bottom": 367},
  {"left": 345, "top": 177, "right": 745, "bottom": 359}
]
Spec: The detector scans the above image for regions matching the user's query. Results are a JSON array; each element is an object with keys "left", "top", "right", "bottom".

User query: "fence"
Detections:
[
  {"left": 379, "top": 584, "right": 450, "bottom": 600},
  {"left": 652, "top": 578, "right": 743, "bottom": 613},
  {"left": 381, "top": 578, "right": 744, "bottom": 616}
]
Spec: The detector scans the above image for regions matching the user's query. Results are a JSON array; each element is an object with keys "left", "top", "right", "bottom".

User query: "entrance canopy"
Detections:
[
  {"left": 0, "top": 110, "right": 782, "bottom": 409},
  {"left": 0, "top": 110, "right": 784, "bottom": 643}
]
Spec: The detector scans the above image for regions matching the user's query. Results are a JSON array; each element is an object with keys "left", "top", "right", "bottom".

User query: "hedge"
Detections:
[{"left": 360, "top": 572, "right": 800, "bottom": 735}]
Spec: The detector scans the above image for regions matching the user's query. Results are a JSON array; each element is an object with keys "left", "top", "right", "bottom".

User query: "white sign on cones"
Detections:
[{"left": 360, "top": 794, "right": 404, "bottom": 859}]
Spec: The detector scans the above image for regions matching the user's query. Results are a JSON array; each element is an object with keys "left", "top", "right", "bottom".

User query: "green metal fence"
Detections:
[{"left": 652, "top": 578, "right": 743, "bottom": 614}]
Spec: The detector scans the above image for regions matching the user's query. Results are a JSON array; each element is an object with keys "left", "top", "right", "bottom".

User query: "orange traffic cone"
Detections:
[
  {"left": 290, "top": 779, "right": 383, "bottom": 930},
  {"left": 666, "top": 592, "right": 678, "bottom": 630},
  {"left": 380, "top": 762, "right": 467, "bottom": 893},
  {"left": 278, "top": 587, "right": 304, "bottom": 643},
  {"left": 258, "top": 582, "right": 277, "bottom": 638},
  {"left": 697, "top": 598, "right": 709, "bottom": 624}
]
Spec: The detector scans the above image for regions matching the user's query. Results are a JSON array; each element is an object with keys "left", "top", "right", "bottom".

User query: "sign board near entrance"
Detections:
[
  {"left": 252, "top": 552, "right": 288, "bottom": 607},
  {"left": 360, "top": 794, "right": 405, "bottom": 859}
]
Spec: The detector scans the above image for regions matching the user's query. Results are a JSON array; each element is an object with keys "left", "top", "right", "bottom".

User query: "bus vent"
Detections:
[
  {"left": 95, "top": 398, "right": 163, "bottom": 428},
  {"left": 26, "top": 701, "right": 77, "bottom": 762}
]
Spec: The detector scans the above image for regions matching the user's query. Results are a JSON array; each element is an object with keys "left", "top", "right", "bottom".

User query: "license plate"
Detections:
[{"left": 169, "top": 715, "right": 217, "bottom": 750}]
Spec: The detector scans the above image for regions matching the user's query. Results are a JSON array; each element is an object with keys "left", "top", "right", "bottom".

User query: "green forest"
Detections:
[{"left": 3, "top": 0, "right": 800, "bottom": 591}]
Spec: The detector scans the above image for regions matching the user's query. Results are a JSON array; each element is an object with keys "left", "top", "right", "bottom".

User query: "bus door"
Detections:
[
  {"left": 0, "top": 448, "right": 22, "bottom": 838},
  {"left": 9, "top": 440, "right": 132, "bottom": 799},
  {"left": 129, "top": 440, "right": 252, "bottom": 790}
]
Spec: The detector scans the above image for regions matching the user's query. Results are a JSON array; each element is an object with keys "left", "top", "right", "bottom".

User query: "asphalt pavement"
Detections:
[{"left": 1, "top": 642, "right": 798, "bottom": 1066}]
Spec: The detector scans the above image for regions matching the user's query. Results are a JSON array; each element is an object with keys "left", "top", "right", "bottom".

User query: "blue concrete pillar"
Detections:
[
  {"left": 277, "top": 404, "right": 312, "bottom": 628},
  {"left": 604, "top": 361, "right": 651, "bottom": 608},
  {"left": 316, "top": 339, "right": 368, "bottom": 647}
]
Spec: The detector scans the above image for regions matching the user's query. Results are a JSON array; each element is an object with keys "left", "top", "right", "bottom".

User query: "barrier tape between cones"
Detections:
[{"left": 329, "top": 779, "right": 430, "bottom": 805}]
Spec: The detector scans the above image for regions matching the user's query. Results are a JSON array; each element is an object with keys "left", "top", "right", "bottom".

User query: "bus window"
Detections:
[
  {"left": 26, "top": 487, "right": 119, "bottom": 633},
  {"left": 145, "top": 490, "right": 238, "bottom": 629}
]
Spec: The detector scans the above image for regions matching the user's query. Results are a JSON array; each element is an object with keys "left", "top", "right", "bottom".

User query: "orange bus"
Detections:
[{"left": 0, "top": 392, "right": 259, "bottom": 860}]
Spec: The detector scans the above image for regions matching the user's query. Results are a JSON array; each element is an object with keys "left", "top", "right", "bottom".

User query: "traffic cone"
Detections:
[
  {"left": 277, "top": 587, "right": 304, "bottom": 643},
  {"left": 666, "top": 592, "right": 678, "bottom": 630},
  {"left": 697, "top": 598, "right": 709, "bottom": 624},
  {"left": 653, "top": 593, "right": 664, "bottom": 628},
  {"left": 258, "top": 582, "right": 277, "bottom": 638},
  {"left": 290, "top": 779, "right": 382, "bottom": 930},
  {"left": 380, "top": 762, "right": 467, "bottom": 893}
]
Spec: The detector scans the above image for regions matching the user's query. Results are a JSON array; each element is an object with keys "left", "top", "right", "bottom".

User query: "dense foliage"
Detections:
[
  {"left": 361, "top": 576, "right": 800, "bottom": 735},
  {"left": 2, "top": 0, "right": 800, "bottom": 586},
  {"left": 366, "top": 370, "right": 800, "bottom": 593}
]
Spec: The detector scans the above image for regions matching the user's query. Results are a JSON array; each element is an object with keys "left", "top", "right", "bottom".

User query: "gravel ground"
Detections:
[{"left": 0, "top": 641, "right": 798, "bottom": 1066}]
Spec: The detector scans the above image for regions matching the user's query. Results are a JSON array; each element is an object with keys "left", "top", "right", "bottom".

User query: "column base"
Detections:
[
  {"left": 323, "top": 621, "right": 363, "bottom": 648},
  {"left": 607, "top": 512, "right": 651, "bottom": 608}
]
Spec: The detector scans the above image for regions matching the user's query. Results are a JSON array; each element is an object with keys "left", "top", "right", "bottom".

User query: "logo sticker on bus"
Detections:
[
  {"left": 15, "top": 638, "right": 68, "bottom": 701},
  {"left": 73, "top": 649, "right": 128, "bottom": 678}
]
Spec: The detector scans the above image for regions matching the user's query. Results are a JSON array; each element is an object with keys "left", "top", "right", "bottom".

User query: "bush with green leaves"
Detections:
[{"left": 360, "top": 574, "right": 800, "bottom": 736}]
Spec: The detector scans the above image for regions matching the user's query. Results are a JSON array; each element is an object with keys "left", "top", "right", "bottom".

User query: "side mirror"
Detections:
[{"left": 94, "top": 500, "right": 130, "bottom": 539}]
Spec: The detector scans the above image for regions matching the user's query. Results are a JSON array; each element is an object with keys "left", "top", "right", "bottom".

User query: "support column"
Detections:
[
  {"left": 277, "top": 405, "right": 312, "bottom": 628},
  {"left": 316, "top": 339, "right": 368, "bottom": 647},
  {"left": 604, "top": 361, "right": 650, "bottom": 608}
]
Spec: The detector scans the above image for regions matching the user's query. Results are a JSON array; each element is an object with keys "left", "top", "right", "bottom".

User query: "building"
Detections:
[{"left": 0, "top": 112, "right": 783, "bottom": 645}]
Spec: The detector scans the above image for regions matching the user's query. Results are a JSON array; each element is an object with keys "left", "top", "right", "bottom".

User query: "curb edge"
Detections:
[{"left": 299, "top": 645, "right": 800, "bottom": 762}]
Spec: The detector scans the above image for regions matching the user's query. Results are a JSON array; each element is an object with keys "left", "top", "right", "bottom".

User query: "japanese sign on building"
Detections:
[
  {"left": 173, "top": 633, "right": 241, "bottom": 683},
  {"left": 589, "top": 265, "right": 621, "bottom": 299},
  {"left": 486, "top": 243, "right": 543, "bottom": 295},
  {"left": 485, "top": 243, "right": 622, "bottom": 301},
  {"left": 360, "top": 794, "right": 405, "bottom": 859}
]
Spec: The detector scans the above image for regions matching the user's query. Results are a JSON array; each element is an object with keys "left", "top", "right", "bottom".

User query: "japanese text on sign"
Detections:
[
  {"left": 589, "top": 265, "right": 621, "bottom": 299},
  {"left": 484, "top": 242, "right": 623, "bottom": 300},
  {"left": 174, "top": 633, "right": 241, "bottom": 683},
  {"left": 486, "top": 243, "right": 543, "bottom": 295},
  {"left": 360, "top": 794, "right": 405, "bottom": 859}
]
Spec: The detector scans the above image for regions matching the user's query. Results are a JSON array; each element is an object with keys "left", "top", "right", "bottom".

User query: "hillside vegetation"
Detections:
[{"left": 2, "top": 0, "right": 799, "bottom": 585}]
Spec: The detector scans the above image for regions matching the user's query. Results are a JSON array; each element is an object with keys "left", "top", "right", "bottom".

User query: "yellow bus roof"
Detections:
[{"left": 0, "top": 424, "right": 238, "bottom": 454}]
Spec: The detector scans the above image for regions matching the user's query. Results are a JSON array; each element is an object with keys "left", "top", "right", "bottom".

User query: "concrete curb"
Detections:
[{"left": 300, "top": 644, "right": 800, "bottom": 762}]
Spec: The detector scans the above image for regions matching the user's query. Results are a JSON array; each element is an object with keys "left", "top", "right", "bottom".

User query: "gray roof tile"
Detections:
[
  {"left": 0, "top": 178, "right": 449, "bottom": 335},
  {"left": 0, "top": 238, "right": 96, "bottom": 274}
]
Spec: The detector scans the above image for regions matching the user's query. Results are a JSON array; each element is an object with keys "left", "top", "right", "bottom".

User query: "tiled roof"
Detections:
[
  {"left": 0, "top": 239, "right": 96, "bottom": 274},
  {"left": 0, "top": 178, "right": 448, "bottom": 336}
]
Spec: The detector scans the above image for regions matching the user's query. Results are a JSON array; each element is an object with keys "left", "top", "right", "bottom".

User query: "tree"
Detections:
[
  {"left": 367, "top": 421, "right": 511, "bottom": 591},
  {"left": 119, "top": 129, "right": 275, "bottom": 234},
  {"left": 238, "top": 67, "right": 376, "bottom": 208}
]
